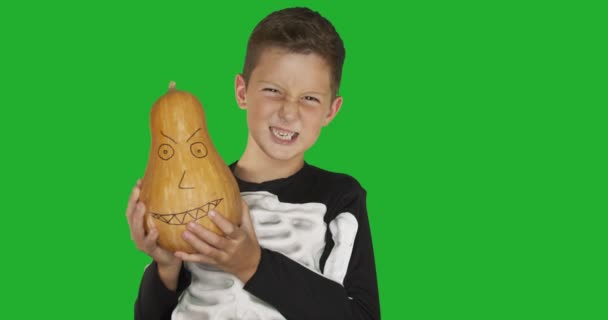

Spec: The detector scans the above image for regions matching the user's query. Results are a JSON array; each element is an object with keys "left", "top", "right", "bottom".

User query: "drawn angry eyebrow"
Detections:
[
  {"left": 160, "top": 131, "right": 177, "bottom": 144},
  {"left": 186, "top": 128, "right": 201, "bottom": 143}
]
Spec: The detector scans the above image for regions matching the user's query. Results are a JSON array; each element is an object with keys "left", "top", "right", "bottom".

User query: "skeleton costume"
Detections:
[{"left": 135, "top": 162, "right": 380, "bottom": 320}]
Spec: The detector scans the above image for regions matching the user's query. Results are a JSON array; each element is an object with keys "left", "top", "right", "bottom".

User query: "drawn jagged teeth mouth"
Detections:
[{"left": 150, "top": 198, "right": 223, "bottom": 225}]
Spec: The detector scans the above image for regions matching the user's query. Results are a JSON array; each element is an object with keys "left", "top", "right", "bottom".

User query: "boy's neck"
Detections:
[{"left": 234, "top": 139, "right": 305, "bottom": 184}]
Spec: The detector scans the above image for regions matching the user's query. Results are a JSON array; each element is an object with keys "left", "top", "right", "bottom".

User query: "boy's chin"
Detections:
[
  {"left": 250, "top": 135, "right": 308, "bottom": 163},
  {"left": 262, "top": 144, "right": 305, "bottom": 162},
  {"left": 266, "top": 149, "right": 303, "bottom": 162}
]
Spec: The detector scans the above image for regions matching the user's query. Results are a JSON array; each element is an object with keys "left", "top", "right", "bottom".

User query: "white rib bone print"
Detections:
[{"left": 172, "top": 191, "right": 358, "bottom": 320}]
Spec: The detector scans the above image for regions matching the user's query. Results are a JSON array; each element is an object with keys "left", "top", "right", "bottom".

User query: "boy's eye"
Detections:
[
  {"left": 263, "top": 88, "right": 279, "bottom": 93},
  {"left": 304, "top": 96, "right": 320, "bottom": 103}
]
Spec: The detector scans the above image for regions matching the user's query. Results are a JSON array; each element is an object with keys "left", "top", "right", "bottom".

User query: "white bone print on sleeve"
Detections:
[{"left": 323, "top": 212, "right": 358, "bottom": 285}]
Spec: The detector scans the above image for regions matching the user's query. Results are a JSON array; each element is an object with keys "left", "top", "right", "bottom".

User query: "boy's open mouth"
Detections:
[
  {"left": 270, "top": 126, "right": 299, "bottom": 141},
  {"left": 150, "top": 198, "right": 223, "bottom": 225}
]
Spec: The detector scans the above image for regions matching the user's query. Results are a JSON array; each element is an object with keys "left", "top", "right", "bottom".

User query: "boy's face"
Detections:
[{"left": 235, "top": 47, "right": 342, "bottom": 162}]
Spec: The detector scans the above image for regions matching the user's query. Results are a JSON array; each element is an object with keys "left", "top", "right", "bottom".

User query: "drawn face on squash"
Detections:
[{"left": 139, "top": 87, "right": 241, "bottom": 253}]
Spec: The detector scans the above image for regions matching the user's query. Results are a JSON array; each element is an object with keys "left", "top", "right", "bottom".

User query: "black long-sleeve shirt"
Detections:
[{"left": 135, "top": 162, "right": 380, "bottom": 319}]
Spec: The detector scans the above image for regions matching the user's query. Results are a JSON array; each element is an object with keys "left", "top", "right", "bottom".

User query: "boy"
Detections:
[{"left": 127, "top": 7, "right": 380, "bottom": 320}]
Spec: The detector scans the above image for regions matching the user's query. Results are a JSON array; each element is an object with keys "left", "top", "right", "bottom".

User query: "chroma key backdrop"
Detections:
[{"left": 0, "top": 1, "right": 605, "bottom": 319}]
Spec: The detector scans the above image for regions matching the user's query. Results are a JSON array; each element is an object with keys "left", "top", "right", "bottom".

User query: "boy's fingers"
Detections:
[
  {"left": 186, "top": 222, "right": 227, "bottom": 250},
  {"left": 131, "top": 202, "right": 146, "bottom": 242},
  {"left": 126, "top": 184, "right": 141, "bottom": 218},
  {"left": 240, "top": 201, "right": 252, "bottom": 226},
  {"left": 209, "top": 211, "right": 237, "bottom": 239},
  {"left": 174, "top": 251, "right": 214, "bottom": 265},
  {"left": 183, "top": 231, "right": 224, "bottom": 260},
  {"left": 146, "top": 214, "right": 155, "bottom": 232},
  {"left": 142, "top": 226, "right": 159, "bottom": 252}
]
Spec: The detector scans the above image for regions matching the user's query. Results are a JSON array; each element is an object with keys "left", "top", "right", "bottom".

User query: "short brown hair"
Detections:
[{"left": 242, "top": 7, "right": 346, "bottom": 97}]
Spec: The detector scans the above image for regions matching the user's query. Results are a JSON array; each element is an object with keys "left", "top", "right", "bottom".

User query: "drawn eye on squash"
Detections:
[
  {"left": 190, "top": 142, "right": 207, "bottom": 158},
  {"left": 158, "top": 144, "right": 175, "bottom": 160}
]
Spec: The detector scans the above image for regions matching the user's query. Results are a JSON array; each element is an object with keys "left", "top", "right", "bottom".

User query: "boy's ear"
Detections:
[
  {"left": 322, "top": 96, "right": 343, "bottom": 126},
  {"left": 235, "top": 74, "right": 247, "bottom": 109}
]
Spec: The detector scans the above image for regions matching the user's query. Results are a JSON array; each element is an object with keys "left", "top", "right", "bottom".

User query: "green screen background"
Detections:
[{"left": 1, "top": 1, "right": 605, "bottom": 319}]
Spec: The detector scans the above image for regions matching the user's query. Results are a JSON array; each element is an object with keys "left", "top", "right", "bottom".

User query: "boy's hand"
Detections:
[
  {"left": 175, "top": 199, "right": 262, "bottom": 283},
  {"left": 126, "top": 179, "right": 182, "bottom": 271}
]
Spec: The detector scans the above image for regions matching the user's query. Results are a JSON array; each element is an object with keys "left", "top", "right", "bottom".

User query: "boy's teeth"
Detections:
[{"left": 271, "top": 127, "right": 296, "bottom": 140}]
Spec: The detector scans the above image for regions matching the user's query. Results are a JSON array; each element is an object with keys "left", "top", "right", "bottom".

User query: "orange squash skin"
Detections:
[{"left": 139, "top": 86, "right": 241, "bottom": 253}]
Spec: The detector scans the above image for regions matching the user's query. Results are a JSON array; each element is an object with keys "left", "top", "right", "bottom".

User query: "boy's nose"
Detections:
[{"left": 279, "top": 101, "right": 298, "bottom": 121}]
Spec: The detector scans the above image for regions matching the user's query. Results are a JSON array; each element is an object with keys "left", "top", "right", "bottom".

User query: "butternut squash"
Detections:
[{"left": 139, "top": 81, "right": 241, "bottom": 253}]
